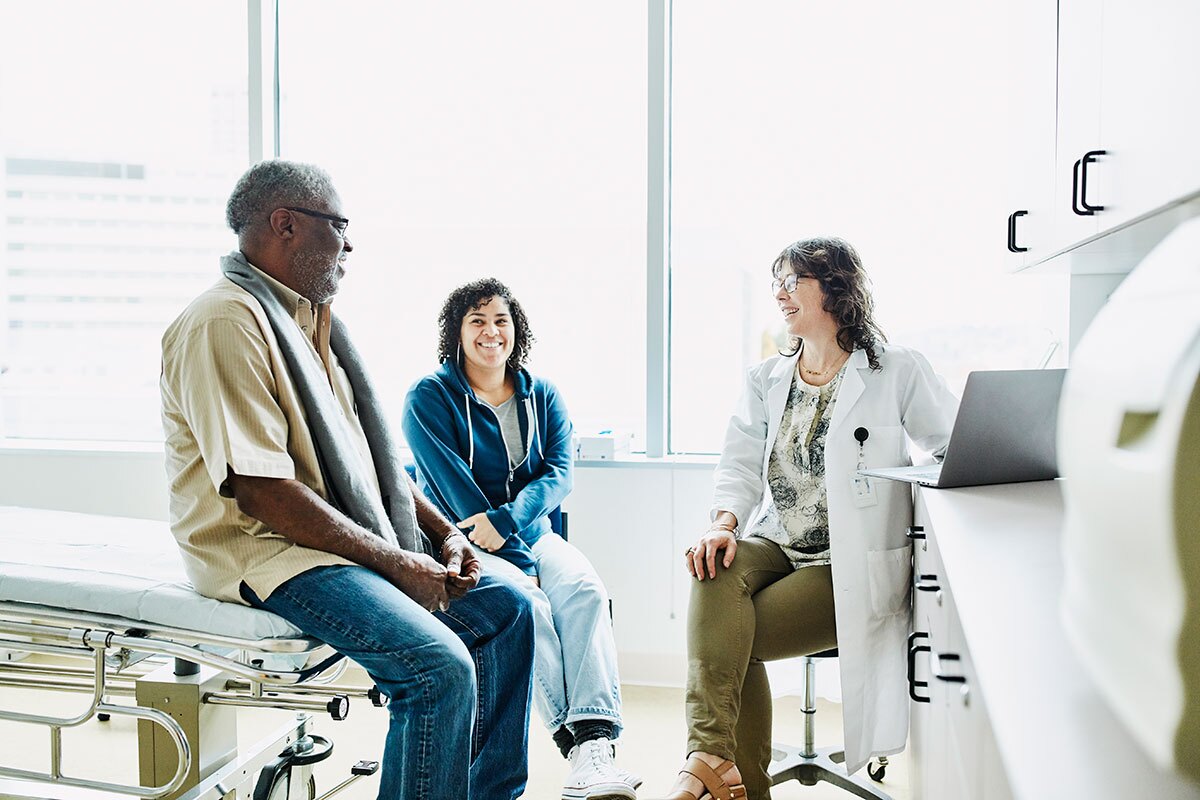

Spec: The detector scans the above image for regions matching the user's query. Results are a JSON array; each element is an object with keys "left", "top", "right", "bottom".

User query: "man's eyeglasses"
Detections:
[
  {"left": 771, "top": 273, "right": 816, "bottom": 295},
  {"left": 284, "top": 206, "right": 350, "bottom": 239}
]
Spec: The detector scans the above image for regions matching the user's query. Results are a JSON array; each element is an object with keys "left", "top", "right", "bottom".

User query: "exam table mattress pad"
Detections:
[{"left": 0, "top": 506, "right": 303, "bottom": 641}]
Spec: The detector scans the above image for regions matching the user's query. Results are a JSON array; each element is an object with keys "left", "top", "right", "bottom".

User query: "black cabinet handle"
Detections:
[
  {"left": 1080, "top": 149, "right": 1107, "bottom": 213},
  {"left": 1072, "top": 158, "right": 1089, "bottom": 216},
  {"left": 1007, "top": 210, "right": 1029, "bottom": 253},
  {"left": 908, "top": 632, "right": 931, "bottom": 703},
  {"left": 1072, "top": 150, "right": 1107, "bottom": 216},
  {"left": 931, "top": 652, "right": 967, "bottom": 684},
  {"left": 906, "top": 525, "right": 926, "bottom": 541},
  {"left": 914, "top": 574, "right": 941, "bottom": 592}
]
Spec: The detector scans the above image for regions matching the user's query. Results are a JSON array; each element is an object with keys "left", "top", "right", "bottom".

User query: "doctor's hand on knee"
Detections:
[{"left": 686, "top": 527, "right": 738, "bottom": 581}]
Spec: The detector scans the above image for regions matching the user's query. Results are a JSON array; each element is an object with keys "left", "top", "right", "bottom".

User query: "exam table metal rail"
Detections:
[
  {"left": 0, "top": 506, "right": 389, "bottom": 800},
  {"left": 0, "top": 601, "right": 380, "bottom": 800}
]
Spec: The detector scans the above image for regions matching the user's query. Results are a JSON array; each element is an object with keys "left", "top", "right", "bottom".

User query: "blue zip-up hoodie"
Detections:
[{"left": 401, "top": 360, "right": 574, "bottom": 576}]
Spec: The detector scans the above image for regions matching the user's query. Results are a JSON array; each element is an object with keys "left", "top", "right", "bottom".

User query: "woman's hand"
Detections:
[
  {"left": 458, "top": 512, "right": 505, "bottom": 552},
  {"left": 686, "top": 527, "right": 738, "bottom": 581}
]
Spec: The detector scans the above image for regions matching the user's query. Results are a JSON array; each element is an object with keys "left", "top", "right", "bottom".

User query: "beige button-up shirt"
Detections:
[{"left": 160, "top": 262, "right": 381, "bottom": 604}]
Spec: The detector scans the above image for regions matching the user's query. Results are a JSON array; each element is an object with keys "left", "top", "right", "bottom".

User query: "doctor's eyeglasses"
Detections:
[{"left": 771, "top": 273, "right": 817, "bottom": 295}]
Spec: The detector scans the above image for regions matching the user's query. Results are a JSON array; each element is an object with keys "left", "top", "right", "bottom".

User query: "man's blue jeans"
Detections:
[{"left": 241, "top": 565, "right": 534, "bottom": 800}]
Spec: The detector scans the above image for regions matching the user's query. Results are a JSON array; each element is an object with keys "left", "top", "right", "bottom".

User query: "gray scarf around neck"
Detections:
[{"left": 221, "top": 251, "right": 429, "bottom": 555}]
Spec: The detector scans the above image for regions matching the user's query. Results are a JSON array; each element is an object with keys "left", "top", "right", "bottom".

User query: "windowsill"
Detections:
[
  {"left": 0, "top": 438, "right": 165, "bottom": 455},
  {"left": 0, "top": 439, "right": 720, "bottom": 468}
]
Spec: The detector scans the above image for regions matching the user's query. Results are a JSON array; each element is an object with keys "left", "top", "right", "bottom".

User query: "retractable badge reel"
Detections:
[{"left": 851, "top": 426, "right": 878, "bottom": 508}]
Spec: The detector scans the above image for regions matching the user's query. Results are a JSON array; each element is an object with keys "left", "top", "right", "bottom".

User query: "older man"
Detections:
[{"left": 160, "top": 160, "right": 534, "bottom": 800}]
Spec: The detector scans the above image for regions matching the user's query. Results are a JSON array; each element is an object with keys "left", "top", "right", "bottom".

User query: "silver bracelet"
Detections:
[{"left": 440, "top": 531, "right": 468, "bottom": 551}]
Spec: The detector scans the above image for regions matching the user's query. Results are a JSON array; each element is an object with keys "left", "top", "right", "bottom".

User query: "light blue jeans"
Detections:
[
  {"left": 241, "top": 565, "right": 534, "bottom": 800},
  {"left": 475, "top": 533, "right": 623, "bottom": 737}
]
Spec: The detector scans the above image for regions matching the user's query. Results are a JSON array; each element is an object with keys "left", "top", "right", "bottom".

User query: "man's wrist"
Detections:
[{"left": 437, "top": 529, "right": 468, "bottom": 552}]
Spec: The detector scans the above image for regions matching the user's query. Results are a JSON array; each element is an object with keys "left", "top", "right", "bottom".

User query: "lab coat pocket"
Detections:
[
  {"left": 862, "top": 425, "right": 905, "bottom": 467},
  {"left": 866, "top": 545, "right": 913, "bottom": 618}
]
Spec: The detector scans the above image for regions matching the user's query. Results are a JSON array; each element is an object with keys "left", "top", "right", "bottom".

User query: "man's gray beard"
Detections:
[{"left": 292, "top": 248, "right": 339, "bottom": 303}]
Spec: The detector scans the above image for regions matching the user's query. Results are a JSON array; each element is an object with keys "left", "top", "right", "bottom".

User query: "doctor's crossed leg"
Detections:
[{"left": 657, "top": 237, "right": 958, "bottom": 800}]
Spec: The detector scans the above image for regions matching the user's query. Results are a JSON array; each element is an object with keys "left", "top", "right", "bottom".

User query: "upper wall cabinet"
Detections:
[
  {"left": 1005, "top": 0, "right": 1059, "bottom": 269},
  {"left": 1052, "top": 0, "right": 1104, "bottom": 253},
  {"left": 1092, "top": 0, "right": 1200, "bottom": 229},
  {"left": 1009, "top": 0, "right": 1200, "bottom": 270}
]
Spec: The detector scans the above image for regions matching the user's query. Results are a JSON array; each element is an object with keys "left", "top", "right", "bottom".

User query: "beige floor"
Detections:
[{"left": 0, "top": 671, "right": 909, "bottom": 800}]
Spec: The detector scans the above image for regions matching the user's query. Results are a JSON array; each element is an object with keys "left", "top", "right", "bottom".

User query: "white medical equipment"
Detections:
[
  {"left": 1059, "top": 216, "right": 1200, "bottom": 783},
  {"left": 0, "top": 506, "right": 385, "bottom": 800}
]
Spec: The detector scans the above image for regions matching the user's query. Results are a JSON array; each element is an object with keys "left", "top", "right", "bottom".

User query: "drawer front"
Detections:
[{"left": 910, "top": 509, "right": 1012, "bottom": 800}]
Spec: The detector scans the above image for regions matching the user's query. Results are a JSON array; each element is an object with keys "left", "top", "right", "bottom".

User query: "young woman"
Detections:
[
  {"left": 402, "top": 278, "right": 639, "bottom": 800},
  {"left": 660, "top": 238, "right": 958, "bottom": 800}
]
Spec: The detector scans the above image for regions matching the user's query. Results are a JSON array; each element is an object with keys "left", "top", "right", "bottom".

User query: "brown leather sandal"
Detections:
[{"left": 659, "top": 755, "right": 747, "bottom": 800}]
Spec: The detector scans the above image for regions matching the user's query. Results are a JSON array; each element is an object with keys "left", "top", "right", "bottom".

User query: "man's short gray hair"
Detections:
[{"left": 225, "top": 160, "right": 338, "bottom": 235}]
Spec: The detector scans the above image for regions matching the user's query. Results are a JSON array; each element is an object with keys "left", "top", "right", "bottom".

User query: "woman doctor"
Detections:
[{"left": 659, "top": 237, "right": 958, "bottom": 800}]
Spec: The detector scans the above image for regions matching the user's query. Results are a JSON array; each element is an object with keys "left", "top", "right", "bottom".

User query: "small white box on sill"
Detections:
[{"left": 574, "top": 431, "right": 632, "bottom": 461}]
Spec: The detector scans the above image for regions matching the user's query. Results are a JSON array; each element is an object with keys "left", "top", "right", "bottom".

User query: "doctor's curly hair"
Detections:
[
  {"left": 774, "top": 236, "right": 887, "bottom": 370},
  {"left": 437, "top": 278, "right": 534, "bottom": 371}
]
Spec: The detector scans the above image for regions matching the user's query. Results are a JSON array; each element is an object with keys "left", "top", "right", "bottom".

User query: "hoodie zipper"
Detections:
[{"left": 474, "top": 400, "right": 528, "bottom": 502}]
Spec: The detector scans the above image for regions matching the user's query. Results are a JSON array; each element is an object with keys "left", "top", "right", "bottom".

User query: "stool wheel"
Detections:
[{"left": 867, "top": 759, "right": 886, "bottom": 782}]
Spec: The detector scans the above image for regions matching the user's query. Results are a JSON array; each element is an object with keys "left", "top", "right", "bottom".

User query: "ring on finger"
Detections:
[{"left": 685, "top": 547, "right": 696, "bottom": 556}]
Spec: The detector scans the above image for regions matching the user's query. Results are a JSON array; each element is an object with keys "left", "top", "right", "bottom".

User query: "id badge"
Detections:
[{"left": 851, "top": 474, "right": 878, "bottom": 508}]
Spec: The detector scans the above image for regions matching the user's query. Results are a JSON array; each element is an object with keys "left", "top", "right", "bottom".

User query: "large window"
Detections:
[
  {"left": 278, "top": 2, "right": 648, "bottom": 444},
  {"left": 669, "top": 1, "right": 1068, "bottom": 452},
  {"left": 0, "top": 3, "right": 1071, "bottom": 455},
  {"left": 0, "top": 2, "right": 248, "bottom": 440}
]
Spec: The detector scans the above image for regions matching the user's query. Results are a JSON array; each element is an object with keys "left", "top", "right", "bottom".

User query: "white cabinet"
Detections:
[
  {"left": 1004, "top": 0, "right": 1065, "bottom": 268},
  {"left": 908, "top": 515, "right": 1011, "bottom": 800},
  {"left": 908, "top": 524, "right": 944, "bottom": 800},
  {"left": 1011, "top": 0, "right": 1200, "bottom": 269},
  {"left": 1051, "top": 0, "right": 1104, "bottom": 252},
  {"left": 1093, "top": 0, "right": 1200, "bottom": 228}
]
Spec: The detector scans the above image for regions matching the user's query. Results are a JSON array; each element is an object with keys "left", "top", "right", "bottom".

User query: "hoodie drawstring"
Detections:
[
  {"left": 524, "top": 395, "right": 542, "bottom": 462},
  {"left": 463, "top": 382, "right": 538, "bottom": 474},
  {"left": 464, "top": 392, "right": 475, "bottom": 469}
]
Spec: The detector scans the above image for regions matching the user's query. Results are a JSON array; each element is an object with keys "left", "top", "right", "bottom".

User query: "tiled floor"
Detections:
[{"left": 0, "top": 669, "right": 909, "bottom": 799}]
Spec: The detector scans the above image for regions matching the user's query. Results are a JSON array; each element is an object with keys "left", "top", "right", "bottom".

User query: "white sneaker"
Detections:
[
  {"left": 562, "top": 738, "right": 637, "bottom": 800},
  {"left": 615, "top": 766, "right": 644, "bottom": 790}
]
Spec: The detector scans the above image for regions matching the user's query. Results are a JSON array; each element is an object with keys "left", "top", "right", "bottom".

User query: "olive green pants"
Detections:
[{"left": 686, "top": 537, "right": 838, "bottom": 800}]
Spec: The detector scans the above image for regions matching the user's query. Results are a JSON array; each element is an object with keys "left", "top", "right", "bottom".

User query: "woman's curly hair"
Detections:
[
  {"left": 437, "top": 278, "right": 534, "bottom": 371},
  {"left": 774, "top": 236, "right": 887, "bottom": 370}
]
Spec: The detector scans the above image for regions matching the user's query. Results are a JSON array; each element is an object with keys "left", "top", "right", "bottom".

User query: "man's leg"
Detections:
[
  {"left": 242, "top": 565, "right": 475, "bottom": 800},
  {"left": 434, "top": 571, "right": 536, "bottom": 800},
  {"left": 471, "top": 548, "right": 569, "bottom": 735}
]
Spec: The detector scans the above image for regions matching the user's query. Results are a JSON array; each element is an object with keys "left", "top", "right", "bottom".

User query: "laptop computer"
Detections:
[{"left": 858, "top": 368, "right": 1067, "bottom": 488}]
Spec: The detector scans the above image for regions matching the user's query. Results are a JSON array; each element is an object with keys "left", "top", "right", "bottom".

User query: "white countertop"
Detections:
[{"left": 917, "top": 480, "right": 1200, "bottom": 800}]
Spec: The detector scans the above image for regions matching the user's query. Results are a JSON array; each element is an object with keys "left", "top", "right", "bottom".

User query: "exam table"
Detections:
[{"left": 0, "top": 506, "right": 383, "bottom": 800}]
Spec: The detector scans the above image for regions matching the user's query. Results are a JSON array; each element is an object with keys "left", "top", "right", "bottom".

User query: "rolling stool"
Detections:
[{"left": 769, "top": 648, "right": 892, "bottom": 799}]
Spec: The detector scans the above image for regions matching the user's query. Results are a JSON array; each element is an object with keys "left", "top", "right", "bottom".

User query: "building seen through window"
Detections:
[{"left": 0, "top": 2, "right": 248, "bottom": 441}]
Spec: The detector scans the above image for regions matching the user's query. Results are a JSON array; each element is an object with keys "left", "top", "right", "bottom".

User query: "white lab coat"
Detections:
[{"left": 711, "top": 344, "right": 958, "bottom": 775}]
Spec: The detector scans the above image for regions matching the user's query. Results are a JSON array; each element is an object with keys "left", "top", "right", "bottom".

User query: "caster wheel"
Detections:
[
  {"left": 97, "top": 713, "right": 111, "bottom": 722},
  {"left": 867, "top": 761, "right": 886, "bottom": 782}
]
